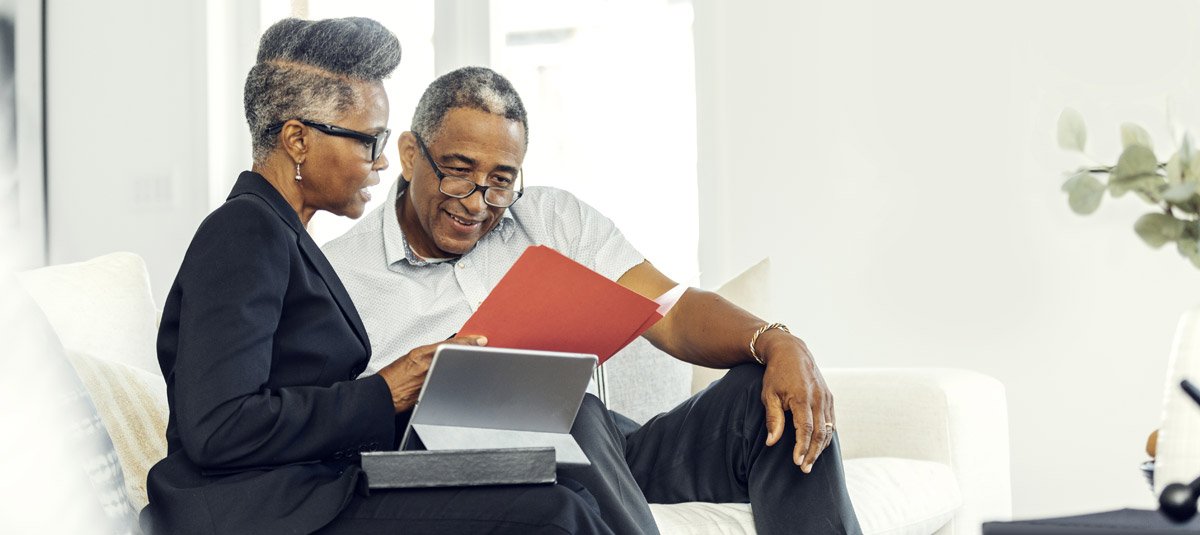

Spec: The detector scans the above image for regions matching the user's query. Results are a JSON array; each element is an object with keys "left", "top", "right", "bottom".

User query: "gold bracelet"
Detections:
[{"left": 749, "top": 322, "right": 790, "bottom": 365}]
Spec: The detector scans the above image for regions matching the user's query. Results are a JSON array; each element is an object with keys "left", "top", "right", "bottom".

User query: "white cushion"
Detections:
[
  {"left": 68, "top": 350, "right": 169, "bottom": 512},
  {"left": 845, "top": 458, "right": 960, "bottom": 535},
  {"left": 649, "top": 457, "right": 960, "bottom": 535},
  {"left": 16, "top": 252, "right": 161, "bottom": 376}
]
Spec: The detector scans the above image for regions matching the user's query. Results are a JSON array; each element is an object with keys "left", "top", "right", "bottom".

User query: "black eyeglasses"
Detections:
[
  {"left": 414, "top": 133, "right": 524, "bottom": 208},
  {"left": 265, "top": 120, "right": 391, "bottom": 161}
]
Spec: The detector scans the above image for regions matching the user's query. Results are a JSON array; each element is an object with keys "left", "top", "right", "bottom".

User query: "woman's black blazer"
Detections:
[{"left": 141, "top": 172, "right": 396, "bottom": 535}]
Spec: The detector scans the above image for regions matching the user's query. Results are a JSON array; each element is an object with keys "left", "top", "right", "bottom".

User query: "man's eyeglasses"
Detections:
[
  {"left": 414, "top": 133, "right": 524, "bottom": 208},
  {"left": 265, "top": 120, "right": 391, "bottom": 162}
]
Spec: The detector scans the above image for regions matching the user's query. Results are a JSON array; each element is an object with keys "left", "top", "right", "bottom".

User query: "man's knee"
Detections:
[{"left": 703, "top": 363, "right": 764, "bottom": 403}]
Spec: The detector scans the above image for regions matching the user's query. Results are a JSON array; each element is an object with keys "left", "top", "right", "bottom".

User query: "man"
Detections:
[{"left": 324, "top": 66, "right": 862, "bottom": 534}]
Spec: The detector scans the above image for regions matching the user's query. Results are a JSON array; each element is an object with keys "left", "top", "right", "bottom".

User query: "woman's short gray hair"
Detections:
[
  {"left": 245, "top": 17, "right": 401, "bottom": 163},
  {"left": 411, "top": 66, "right": 528, "bottom": 147}
]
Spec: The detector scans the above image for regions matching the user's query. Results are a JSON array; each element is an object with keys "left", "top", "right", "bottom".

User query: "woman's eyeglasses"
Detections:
[{"left": 265, "top": 120, "right": 391, "bottom": 162}]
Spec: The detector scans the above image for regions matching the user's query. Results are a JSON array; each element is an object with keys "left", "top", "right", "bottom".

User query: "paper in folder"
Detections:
[{"left": 459, "top": 245, "right": 662, "bottom": 364}]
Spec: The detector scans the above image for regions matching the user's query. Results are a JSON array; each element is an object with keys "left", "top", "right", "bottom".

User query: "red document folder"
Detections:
[{"left": 459, "top": 245, "right": 662, "bottom": 364}]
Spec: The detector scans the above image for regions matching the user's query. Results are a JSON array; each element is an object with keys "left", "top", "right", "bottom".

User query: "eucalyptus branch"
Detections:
[{"left": 1057, "top": 107, "right": 1200, "bottom": 269}]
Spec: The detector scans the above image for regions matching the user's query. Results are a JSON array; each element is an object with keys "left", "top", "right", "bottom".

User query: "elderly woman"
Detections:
[{"left": 141, "top": 17, "right": 612, "bottom": 535}]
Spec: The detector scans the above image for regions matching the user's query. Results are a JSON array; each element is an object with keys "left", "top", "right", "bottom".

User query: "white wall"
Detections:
[
  {"left": 46, "top": 0, "right": 255, "bottom": 304},
  {"left": 695, "top": 0, "right": 1200, "bottom": 519}
]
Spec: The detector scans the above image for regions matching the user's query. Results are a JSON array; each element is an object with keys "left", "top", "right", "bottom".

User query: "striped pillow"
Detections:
[{"left": 67, "top": 351, "right": 169, "bottom": 512}]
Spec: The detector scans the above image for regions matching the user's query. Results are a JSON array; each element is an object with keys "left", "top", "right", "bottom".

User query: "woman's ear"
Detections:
[
  {"left": 280, "top": 119, "right": 308, "bottom": 164},
  {"left": 397, "top": 131, "right": 417, "bottom": 183}
]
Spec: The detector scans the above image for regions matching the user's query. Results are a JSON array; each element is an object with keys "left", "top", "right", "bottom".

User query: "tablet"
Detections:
[{"left": 398, "top": 345, "right": 598, "bottom": 466}]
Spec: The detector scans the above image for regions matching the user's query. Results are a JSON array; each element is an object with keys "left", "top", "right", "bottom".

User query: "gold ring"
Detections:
[{"left": 825, "top": 423, "right": 834, "bottom": 429}]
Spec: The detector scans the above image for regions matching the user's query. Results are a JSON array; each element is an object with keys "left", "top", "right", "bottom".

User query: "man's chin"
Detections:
[{"left": 434, "top": 237, "right": 479, "bottom": 257}]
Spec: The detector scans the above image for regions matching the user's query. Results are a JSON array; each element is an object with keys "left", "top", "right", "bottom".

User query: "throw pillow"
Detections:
[
  {"left": 0, "top": 280, "right": 137, "bottom": 534},
  {"left": 16, "top": 252, "right": 161, "bottom": 376},
  {"left": 68, "top": 350, "right": 170, "bottom": 512}
]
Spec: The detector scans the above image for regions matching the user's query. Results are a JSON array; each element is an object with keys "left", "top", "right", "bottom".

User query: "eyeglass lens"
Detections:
[{"left": 439, "top": 175, "right": 518, "bottom": 207}]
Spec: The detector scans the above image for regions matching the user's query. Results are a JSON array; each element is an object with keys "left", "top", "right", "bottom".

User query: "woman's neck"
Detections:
[{"left": 251, "top": 162, "right": 315, "bottom": 226}]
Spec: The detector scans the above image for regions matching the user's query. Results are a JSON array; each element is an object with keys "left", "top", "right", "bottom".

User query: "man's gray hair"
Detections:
[
  {"left": 245, "top": 17, "right": 401, "bottom": 163},
  {"left": 411, "top": 67, "right": 528, "bottom": 146}
]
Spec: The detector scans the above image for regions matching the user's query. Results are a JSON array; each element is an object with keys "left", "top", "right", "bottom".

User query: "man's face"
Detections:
[{"left": 397, "top": 107, "right": 526, "bottom": 259}]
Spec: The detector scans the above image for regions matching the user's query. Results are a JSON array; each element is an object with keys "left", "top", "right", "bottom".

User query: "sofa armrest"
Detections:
[{"left": 824, "top": 367, "right": 1012, "bottom": 533}]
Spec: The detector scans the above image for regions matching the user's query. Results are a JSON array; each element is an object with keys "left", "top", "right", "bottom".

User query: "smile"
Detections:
[{"left": 445, "top": 210, "right": 482, "bottom": 228}]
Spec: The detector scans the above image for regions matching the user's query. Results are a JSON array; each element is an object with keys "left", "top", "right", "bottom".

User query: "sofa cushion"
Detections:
[
  {"left": 0, "top": 282, "right": 138, "bottom": 533},
  {"left": 68, "top": 350, "right": 169, "bottom": 512},
  {"left": 648, "top": 457, "right": 960, "bottom": 535},
  {"left": 17, "top": 252, "right": 161, "bottom": 376}
]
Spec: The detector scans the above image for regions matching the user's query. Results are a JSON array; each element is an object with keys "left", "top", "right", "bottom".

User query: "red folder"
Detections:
[{"left": 459, "top": 245, "right": 662, "bottom": 364}]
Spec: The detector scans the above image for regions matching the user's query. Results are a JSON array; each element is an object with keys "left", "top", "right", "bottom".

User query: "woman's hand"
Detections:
[{"left": 376, "top": 335, "right": 488, "bottom": 413}]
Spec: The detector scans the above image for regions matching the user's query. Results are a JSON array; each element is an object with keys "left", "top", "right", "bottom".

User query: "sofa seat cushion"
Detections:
[{"left": 648, "top": 457, "right": 961, "bottom": 535}]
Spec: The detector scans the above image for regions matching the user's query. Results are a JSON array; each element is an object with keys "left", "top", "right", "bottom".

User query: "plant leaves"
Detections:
[
  {"left": 1179, "top": 238, "right": 1200, "bottom": 269},
  {"left": 1164, "top": 183, "right": 1198, "bottom": 203},
  {"left": 1063, "top": 172, "right": 1106, "bottom": 214},
  {"left": 1134, "top": 212, "right": 1186, "bottom": 248},
  {"left": 1113, "top": 145, "right": 1158, "bottom": 179},
  {"left": 1178, "top": 237, "right": 1199, "bottom": 257},
  {"left": 1121, "top": 123, "right": 1154, "bottom": 151},
  {"left": 1057, "top": 108, "right": 1087, "bottom": 152},
  {"left": 1167, "top": 135, "right": 1197, "bottom": 184},
  {"left": 1111, "top": 145, "right": 1161, "bottom": 197}
]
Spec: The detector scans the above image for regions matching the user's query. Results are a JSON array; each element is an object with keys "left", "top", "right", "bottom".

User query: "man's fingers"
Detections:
[
  {"left": 804, "top": 407, "right": 828, "bottom": 472},
  {"left": 790, "top": 399, "right": 814, "bottom": 470},
  {"left": 763, "top": 395, "right": 786, "bottom": 446}
]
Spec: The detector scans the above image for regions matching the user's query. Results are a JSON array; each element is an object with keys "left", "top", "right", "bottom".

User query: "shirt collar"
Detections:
[{"left": 383, "top": 178, "right": 516, "bottom": 268}]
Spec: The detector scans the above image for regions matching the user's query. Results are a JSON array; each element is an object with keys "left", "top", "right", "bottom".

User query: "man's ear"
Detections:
[
  {"left": 280, "top": 119, "right": 309, "bottom": 164},
  {"left": 397, "top": 131, "right": 417, "bottom": 183}
]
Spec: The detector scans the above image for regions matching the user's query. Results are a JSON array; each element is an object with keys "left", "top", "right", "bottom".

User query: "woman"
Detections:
[{"left": 141, "top": 17, "right": 612, "bottom": 535}]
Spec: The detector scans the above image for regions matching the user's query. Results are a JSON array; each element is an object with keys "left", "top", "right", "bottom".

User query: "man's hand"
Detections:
[
  {"left": 759, "top": 332, "right": 834, "bottom": 473},
  {"left": 376, "top": 335, "right": 488, "bottom": 413}
]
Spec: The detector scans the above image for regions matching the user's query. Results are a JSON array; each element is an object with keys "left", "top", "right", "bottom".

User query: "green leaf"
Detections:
[
  {"left": 1121, "top": 123, "right": 1154, "bottom": 151},
  {"left": 1057, "top": 108, "right": 1087, "bottom": 152},
  {"left": 1179, "top": 239, "right": 1200, "bottom": 269},
  {"left": 1113, "top": 145, "right": 1158, "bottom": 179},
  {"left": 1111, "top": 145, "right": 1161, "bottom": 197},
  {"left": 1164, "top": 183, "right": 1198, "bottom": 203},
  {"left": 1167, "top": 135, "right": 1196, "bottom": 184},
  {"left": 1178, "top": 237, "right": 1199, "bottom": 257},
  {"left": 1063, "top": 173, "right": 1105, "bottom": 214},
  {"left": 1134, "top": 212, "right": 1186, "bottom": 248}
]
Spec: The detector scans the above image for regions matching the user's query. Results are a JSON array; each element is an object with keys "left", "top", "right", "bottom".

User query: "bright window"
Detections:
[{"left": 491, "top": 0, "right": 699, "bottom": 281}]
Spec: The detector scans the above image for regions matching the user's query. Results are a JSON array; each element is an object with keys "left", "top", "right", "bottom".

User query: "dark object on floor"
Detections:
[{"left": 983, "top": 508, "right": 1200, "bottom": 533}]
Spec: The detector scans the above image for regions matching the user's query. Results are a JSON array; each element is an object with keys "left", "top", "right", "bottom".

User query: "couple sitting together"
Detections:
[{"left": 141, "top": 16, "right": 862, "bottom": 535}]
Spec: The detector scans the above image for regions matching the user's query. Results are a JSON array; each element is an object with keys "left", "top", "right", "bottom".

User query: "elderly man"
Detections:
[{"left": 324, "top": 66, "right": 861, "bottom": 535}]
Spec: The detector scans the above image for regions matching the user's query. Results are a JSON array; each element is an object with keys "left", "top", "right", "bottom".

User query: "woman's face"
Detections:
[{"left": 301, "top": 81, "right": 390, "bottom": 219}]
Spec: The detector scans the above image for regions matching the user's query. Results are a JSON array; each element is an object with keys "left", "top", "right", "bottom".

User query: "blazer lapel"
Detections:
[{"left": 227, "top": 172, "right": 371, "bottom": 358}]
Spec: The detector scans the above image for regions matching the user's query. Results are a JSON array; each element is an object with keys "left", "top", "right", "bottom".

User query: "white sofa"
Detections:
[{"left": 16, "top": 252, "right": 1012, "bottom": 534}]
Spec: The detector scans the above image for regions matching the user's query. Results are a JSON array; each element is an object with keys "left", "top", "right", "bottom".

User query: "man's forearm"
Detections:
[{"left": 645, "top": 288, "right": 773, "bottom": 368}]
